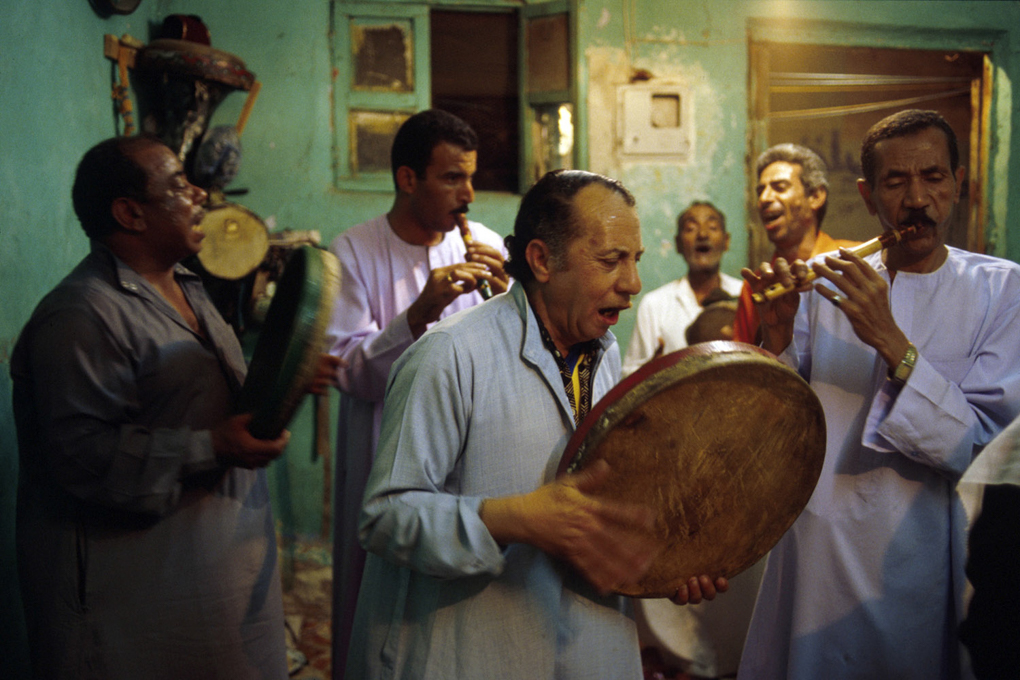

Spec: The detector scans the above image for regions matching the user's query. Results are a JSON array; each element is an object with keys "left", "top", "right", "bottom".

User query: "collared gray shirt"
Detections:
[{"left": 12, "top": 243, "right": 286, "bottom": 680}]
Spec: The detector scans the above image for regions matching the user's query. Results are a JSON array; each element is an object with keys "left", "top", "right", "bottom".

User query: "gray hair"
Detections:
[{"left": 755, "top": 143, "right": 829, "bottom": 228}]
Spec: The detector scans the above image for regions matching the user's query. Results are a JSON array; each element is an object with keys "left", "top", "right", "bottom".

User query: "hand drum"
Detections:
[{"left": 558, "top": 341, "right": 825, "bottom": 598}]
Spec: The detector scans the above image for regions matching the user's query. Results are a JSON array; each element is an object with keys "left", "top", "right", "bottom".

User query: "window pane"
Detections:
[
  {"left": 527, "top": 14, "right": 569, "bottom": 94},
  {"left": 351, "top": 19, "right": 414, "bottom": 92},
  {"left": 349, "top": 110, "right": 409, "bottom": 174},
  {"left": 431, "top": 10, "right": 518, "bottom": 192}
]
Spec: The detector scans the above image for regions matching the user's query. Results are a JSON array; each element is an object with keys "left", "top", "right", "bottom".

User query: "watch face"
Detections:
[{"left": 89, "top": 0, "right": 142, "bottom": 16}]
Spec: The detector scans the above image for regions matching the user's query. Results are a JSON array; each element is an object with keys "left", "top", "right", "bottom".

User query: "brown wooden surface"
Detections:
[{"left": 562, "top": 342, "right": 825, "bottom": 598}]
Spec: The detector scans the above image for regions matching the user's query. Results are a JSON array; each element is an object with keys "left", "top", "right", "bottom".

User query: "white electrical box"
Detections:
[{"left": 617, "top": 83, "right": 693, "bottom": 162}]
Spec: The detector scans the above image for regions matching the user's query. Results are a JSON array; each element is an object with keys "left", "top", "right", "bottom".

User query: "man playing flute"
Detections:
[
  {"left": 325, "top": 109, "right": 509, "bottom": 678},
  {"left": 739, "top": 109, "right": 1020, "bottom": 679}
]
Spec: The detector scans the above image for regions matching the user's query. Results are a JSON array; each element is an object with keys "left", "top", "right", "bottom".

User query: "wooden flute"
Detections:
[
  {"left": 751, "top": 224, "right": 919, "bottom": 303},
  {"left": 456, "top": 213, "right": 494, "bottom": 300}
]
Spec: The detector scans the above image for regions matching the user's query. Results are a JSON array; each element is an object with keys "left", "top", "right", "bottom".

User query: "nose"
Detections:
[
  {"left": 458, "top": 179, "right": 475, "bottom": 205},
  {"left": 190, "top": 181, "right": 208, "bottom": 206},
  {"left": 619, "top": 258, "right": 642, "bottom": 296},
  {"left": 903, "top": 177, "right": 929, "bottom": 209}
]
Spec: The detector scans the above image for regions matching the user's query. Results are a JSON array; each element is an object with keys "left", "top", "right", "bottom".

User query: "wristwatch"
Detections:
[{"left": 889, "top": 342, "right": 917, "bottom": 386}]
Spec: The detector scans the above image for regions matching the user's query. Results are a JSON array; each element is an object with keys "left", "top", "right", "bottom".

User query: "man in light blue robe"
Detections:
[
  {"left": 346, "top": 170, "right": 726, "bottom": 679},
  {"left": 739, "top": 110, "right": 1020, "bottom": 679}
]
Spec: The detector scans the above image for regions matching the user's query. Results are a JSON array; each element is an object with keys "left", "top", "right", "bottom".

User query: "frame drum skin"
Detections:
[
  {"left": 195, "top": 203, "right": 270, "bottom": 280},
  {"left": 236, "top": 246, "right": 341, "bottom": 440},
  {"left": 557, "top": 341, "right": 825, "bottom": 598}
]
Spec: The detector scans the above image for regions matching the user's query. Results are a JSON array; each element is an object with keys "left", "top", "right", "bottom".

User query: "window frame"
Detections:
[{"left": 331, "top": 0, "right": 578, "bottom": 194}]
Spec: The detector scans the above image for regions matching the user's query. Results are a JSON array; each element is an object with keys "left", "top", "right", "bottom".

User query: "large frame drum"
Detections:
[
  {"left": 558, "top": 341, "right": 826, "bottom": 598},
  {"left": 236, "top": 246, "right": 341, "bottom": 440}
]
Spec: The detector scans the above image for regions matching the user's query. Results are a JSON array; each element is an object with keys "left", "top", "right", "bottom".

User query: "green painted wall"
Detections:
[{"left": 3, "top": 1, "right": 1020, "bottom": 673}]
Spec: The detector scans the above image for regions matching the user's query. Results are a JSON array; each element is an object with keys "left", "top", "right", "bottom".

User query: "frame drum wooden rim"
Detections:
[
  {"left": 558, "top": 341, "right": 826, "bottom": 598},
  {"left": 236, "top": 246, "right": 341, "bottom": 440}
]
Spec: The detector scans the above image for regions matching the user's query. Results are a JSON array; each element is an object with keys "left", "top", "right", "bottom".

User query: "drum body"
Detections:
[
  {"left": 558, "top": 341, "right": 825, "bottom": 598},
  {"left": 236, "top": 246, "right": 341, "bottom": 440}
]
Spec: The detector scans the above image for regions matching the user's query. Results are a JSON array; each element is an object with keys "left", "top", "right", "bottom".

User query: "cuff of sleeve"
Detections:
[
  {"left": 460, "top": 495, "right": 509, "bottom": 574},
  {"left": 864, "top": 355, "right": 970, "bottom": 474},
  {"left": 181, "top": 430, "right": 220, "bottom": 475},
  {"left": 778, "top": 343, "right": 798, "bottom": 370}
]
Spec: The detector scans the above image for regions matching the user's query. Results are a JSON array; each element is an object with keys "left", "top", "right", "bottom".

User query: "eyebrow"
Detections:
[
  {"left": 883, "top": 165, "right": 946, "bottom": 179},
  {"left": 600, "top": 246, "right": 644, "bottom": 257}
]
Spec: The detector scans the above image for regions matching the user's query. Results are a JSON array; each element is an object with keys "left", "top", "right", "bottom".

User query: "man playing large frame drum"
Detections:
[
  {"left": 345, "top": 170, "right": 726, "bottom": 679},
  {"left": 739, "top": 109, "right": 1020, "bottom": 679}
]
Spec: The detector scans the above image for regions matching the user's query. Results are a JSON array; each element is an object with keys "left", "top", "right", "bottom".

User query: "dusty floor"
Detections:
[{"left": 278, "top": 539, "right": 704, "bottom": 680}]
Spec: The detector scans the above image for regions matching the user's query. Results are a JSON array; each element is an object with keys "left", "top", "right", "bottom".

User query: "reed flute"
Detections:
[
  {"left": 456, "top": 214, "right": 494, "bottom": 300},
  {"left": 751, "top": 224, "right": 919, "bottom": 303}
]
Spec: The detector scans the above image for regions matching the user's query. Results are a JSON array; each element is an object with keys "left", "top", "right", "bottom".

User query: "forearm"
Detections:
[
  {"left": 330, "top": 308, "right": 416, "bottom": 401},
  {"left": 360, "top": 491, "right": 506, "bottom": 578},
  {"left": 44, "top": 421, "right": 219, "bottom": 516},
  {"left": 867, "top": 354, "right": 1019, "bottom": 478}
]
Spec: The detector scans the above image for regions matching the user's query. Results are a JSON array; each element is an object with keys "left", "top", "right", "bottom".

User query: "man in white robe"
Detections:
[
  {"left": 622, "top": 201, "right": 742, "bottom": 377},
  {"left": 739, "top": 109, "right": 1020, "bottom": 679},
  {"left": 325, "top": 109, "right": 508, "bottom": 678}
]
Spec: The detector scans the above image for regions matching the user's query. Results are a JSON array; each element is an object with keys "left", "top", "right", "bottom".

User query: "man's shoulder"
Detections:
[
  {"left": 35, "top": 252, "right": 119, "bottom": 311},
  {"left": 330, "top": 214, "right": 391, "bottom": 252},
  {"left": 720, "top": 272, "right": 744, "bottom": 296},
  {"left": 639, "top": 279, "right": 685, "bottom": 306},
  {"left": 394, "top": 294, "right": 522, "bottom": 377},
  {"left": 945, "top": 247, "right": 1020, "bottom": 289},
  {"left": 431, "top": 289, "right": 521, "bottom": 339},
  {"left": 465, "top": 220, "right": 505, "bottom": 251},
  {"left": 947, "top": 246, "right": 1020, "bottom": 270},
  {"left": 814, "top": 231, "right": 860, "bottom": 255}
]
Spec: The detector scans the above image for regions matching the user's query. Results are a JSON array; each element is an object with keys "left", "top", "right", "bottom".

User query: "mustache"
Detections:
[
  {"left": 898, "top": 210, "right": 936, "bottom": 230},
  {"left": 453, "top": 206, "right": 469, "bottom": 215}
]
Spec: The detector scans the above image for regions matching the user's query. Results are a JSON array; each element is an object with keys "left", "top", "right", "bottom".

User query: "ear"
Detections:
[
  {"left": 856, "top": 179, "right": 878, "bottom": 216},
  {"left": 111, "top": 197, "right": 146, "bottom": 233},
  {"left": 525, "top": 239, "right": 554, "bottom": 283},
  {"left": 722, "top": 231, "right": 731, "bottom": 252},
  {"left": 953, "top": 166, "right": 966, "bottom": 203},
  {"left": 395, "top": 165, "right": 418, "bottom": 195},
  {"left": 807, "top": 185, "right": 827, "bottom": 214}
]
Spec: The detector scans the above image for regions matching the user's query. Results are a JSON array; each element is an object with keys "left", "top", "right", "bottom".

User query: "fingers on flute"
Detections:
[
  {"left": 814, "top": 255, "right": 866, "bottom": 292},
  {"left": 740, "top": 266, "right": 762, "bottom": 285}
]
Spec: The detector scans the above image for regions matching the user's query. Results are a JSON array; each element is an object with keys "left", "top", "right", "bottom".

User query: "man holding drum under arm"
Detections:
[{"left": 12, "top": 135, "right": 338, "bottom": 680}]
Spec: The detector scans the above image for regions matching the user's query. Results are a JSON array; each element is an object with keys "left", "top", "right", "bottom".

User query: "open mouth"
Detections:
[
  {"left": 760, "top": 208, "right": 784, "bottom": 226},
  {"left": 598, "top": 305, "right": 629, "bottom": 325}
]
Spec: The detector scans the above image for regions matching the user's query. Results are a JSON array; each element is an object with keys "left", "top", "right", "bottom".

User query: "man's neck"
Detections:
[
  {"left": 104, "top": 236, "right": 178, "bottom": 285},
  {"left": 883, "top": 243, "right": 949, "bottom": 277},
  {"left": 526, "top": 285, "right": 573, "bottom": 357},
  {"left": 387, "top": 205, "right": 444, "bottom": 247},
  {"left": 774, "top": 227, "right": 819, "bottom": 262},
  {"left": 686, "top": 269, "right": 722, "bottom": 304}
]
